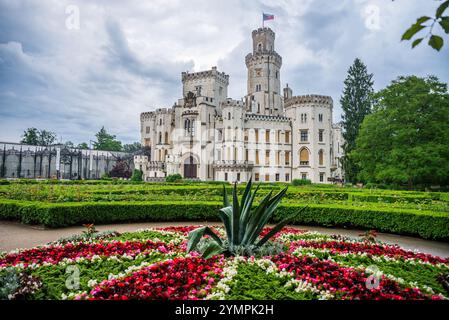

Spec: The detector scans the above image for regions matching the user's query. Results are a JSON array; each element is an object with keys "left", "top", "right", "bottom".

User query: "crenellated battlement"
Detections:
[
  {"left": 140, "top": 108, "right": 173, "bottom": 121},
  {"left": 222, "top": 98, "right": 245, "bottom": 108},
  {"left": 252, "top": 27, "right": 275, "bottom": 37},
  {"left": 181, "top": 66, "right": 229, "bottom": 85},
  {"left": 284, "top": 94, "right": 333, "bottom": 108},
  {"left": 245, "top": 51, "right": 282, "bottom": 68}
]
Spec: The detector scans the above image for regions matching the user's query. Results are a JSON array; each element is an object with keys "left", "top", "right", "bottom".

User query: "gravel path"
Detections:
[{"left": 1, "top": 221, "right": 449, "bottom": 258}]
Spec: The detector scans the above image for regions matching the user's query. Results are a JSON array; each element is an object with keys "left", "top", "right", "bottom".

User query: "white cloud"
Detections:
[{"left": 0, "top": 0, "right": 447, "bottom": 143}]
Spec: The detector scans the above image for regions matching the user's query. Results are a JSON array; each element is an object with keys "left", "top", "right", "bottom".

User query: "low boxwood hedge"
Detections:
[{"left": 1, "top": 200, "right": 448, "bottom": 241}]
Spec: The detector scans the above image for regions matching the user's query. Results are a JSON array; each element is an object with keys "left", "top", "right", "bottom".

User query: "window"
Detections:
[
  {"left": 318, "top": 114, "right": 323, "bottom": 122},
  {"left": 228, "top": 112, "right": 231, "bottom": 120},
  {"left": 265, "top": 130, "right": 270, "bottom": 143},
  {"left": 265, "top": 150, "right": 270, "bottom": 165},
  {"left": 219, "top": 86, "right": 223, "bottom": 96},
  {"left": 319, "top": 129, "right": 324, "bottom": 142},
  {"left": 276, "top": 151, "right": 280, "bottom": 165},
  {"left": 320, "top": 172, "right": 324, "bottom": 182},
  {"left": 159, "top": 118, "right": 162, "bottom": 125},
  {"left": 237, "top": 173, "right": 241, "bottom": 181},
  {"left": 245, "top": 149, "right": 248, "bottom": 161},
  {"left": 265, "top": 174, "right": 270, "bottom": 181},
  {"left": 276, "top": 130, "right": 280, "bottom": 143},
  {"left": 256, "top": 84, "right": 262, "bottom": 92},
  {"left": 318, "top": 149, "right": 324, "bottom": 166},
  {"left": 275, "top": 173, "right": 280, "bottom": 182},
  {"left": 301, "top": 113, "right": 307, "bottom": 123},
  {"left": 255, "top": 129, "right": 259, "bottom": 143},
  {"left": 158, "top": 132, "right": 162, "bottom": 144},
  {"left": 275, "top": 71, "right": 279, "bottom": 79},
  {"left": 255, "top": 150, "right": 259, "bottom": 165},
  {"left": 285, "top": 151, "right": 290, "bottom": 166},
  {"left": 244, "top": 129, "right": 248, "bottom": 141},
  {"left": 257, "top": 43, "right": 262, "bottom": 51},
  {"left": 285, "top": 173, "right": 290, "bottom": 181},
  {"left": 301, "top": 173, "right": 307, "bottom": 180},
  {"left": 257, "top": 103, "right": 260, "bottom": 113},
  {"left": 164, "top": 132, "right": 168, "bottom": 144},
  {"left": 300, "top": 148, "right": 309, "bottom": 165},
  {"left": 300, "top": 130, "right": 308, "bottom": 142},
  {"left": 255, "top": 173, "right": 260, "bottom": 181},
  {"left": 285, "top": 131, "right": 290, "bottom": 143},
  {"left": 146, "top": 126, "right": 150, "bottom": 134},
  {"left": 225, "top": 172, "right": 228, "bottom": 181},
  {"left": 195, "top": 85, "right": 202, "bottom": 96}
]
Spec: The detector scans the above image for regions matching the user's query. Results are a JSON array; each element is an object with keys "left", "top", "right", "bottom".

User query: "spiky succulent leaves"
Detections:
[
  {"left": 256, "top": 205, "right": 308, "bottom": 247},
  {"left": 202, "top": 241, "right": 225, "bottom": 259},
  {"left": 238, "top": 181, "right": 260, "bottom": 241},
  {"left": 187, "top": 226, "right": 223, "bottom": 253},
  {"left": 231, "top": 182, "right": 241, "bottom": 246},
  {"left": 247, "top": 187, "right": 288, "bottom": 244},
  {"left": 223, "top": 185, "right": 230, "bottom": 207},
  {"left": 241, "top": 190, "right": 273, "bottom": 245}
]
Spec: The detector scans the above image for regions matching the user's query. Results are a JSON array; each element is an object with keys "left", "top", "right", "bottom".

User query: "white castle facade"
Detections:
[{"left": 137, "top": 27, "right": 344, "bottom": 183}]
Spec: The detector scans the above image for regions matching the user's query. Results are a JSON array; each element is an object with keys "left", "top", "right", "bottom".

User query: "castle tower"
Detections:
[{"left": 245, "top": 27, "right": 283, "bottom": 115}]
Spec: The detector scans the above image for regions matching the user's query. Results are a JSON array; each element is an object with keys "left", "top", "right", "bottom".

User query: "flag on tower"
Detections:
[{"left": 263, "top": 13, "right": 275, "bottom": 21}]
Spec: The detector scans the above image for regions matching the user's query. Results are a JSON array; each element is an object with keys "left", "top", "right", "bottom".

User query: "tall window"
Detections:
[
  {"left": 285, "top": 131, "right": 290, "bottom": 143},
  {"left": 265, "top": 150, "right": 270, "bottom": 165},
  {"left": 301, "top": 113, "right": 307, "bottom": 123},
  {"left": 255, "top": 129, "right": 259, "bottom": 143},
  {"left": 318, "top": 149, "right": 324, "bottom": 166},
  {"left": 285, "top": 151, "right": 290, "bottom": 166},
  {"left": 275, "top": 173, "right": 280, "bottom": 181},
  {"left": 255, "top": 173, "right": 260, "bottom": 181},
  {"left": 276, "top": 130, "right": 280, "bottom": 143},
  {"left": 158, "top": 132, "right": 162, "bottom": 144},
  {"left": 146, "top": 126, "right": 150, "bottom": 134},
  {"left": 320, "top": 172, "right": 324, "bottom": 182},
  {"left": 165, "top": 132, "right": 168, "bottom": 144},
  {"left": 265, "top": 130, "right": 270, "bottom": 143},
  {"left": 255, "top": 150, "right": 259, "bottom": 165},
  {"left": 285, "top": 173, "right": 290, "bottom": 181},
  {"left": 265, "top": 174, "right": 270, "bottom": 182},
  {"left": 318, "top": 114, "right": 323, "bottom": 122},
  {"left": 319, "top": 129, "right": 324, "bottom": 142},
  {"left": 300, "top": 148, "right": 309, "bottom": 165},
  {"left": 276, "top": 151, "right": 280, "bottom": 165},
  {"left": 256, "top": 84, "right": 262, "bottom": 92},
  {"left": 300, "top": 130, "right": 308, "bottom": 142},
  {"left": 245, "top": 149, "right": 248, "bottom": 161},
  {"left": 244, "top": 129, "right": 248, "bottom": 142}
]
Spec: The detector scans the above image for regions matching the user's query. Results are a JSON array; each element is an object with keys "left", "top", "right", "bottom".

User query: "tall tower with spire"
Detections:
[{"left": 245, "top": 27, "right": 283, "bottom": 115}]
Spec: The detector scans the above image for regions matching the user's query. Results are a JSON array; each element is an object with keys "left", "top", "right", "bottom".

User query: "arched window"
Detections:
[
  {"left": 165, "top": 132, "right": 169, "bottom": 144},
  {"left": 318, "top": 149, "right": 324, "bottom": 166},
  {"left": 159, "top": 118, "right": 162, "bottom": 125},
  {"left": 228, "top": 112, "right": 231, "bottom": 120},
  {"left": 258, "top": 43, "right": 262, "bottom": 51},
  {"left": 158, "top": 132, "right": 162, "bottom": 144},
  {"left": 299, "top": 148, "right": 309, "bottom": 166}
]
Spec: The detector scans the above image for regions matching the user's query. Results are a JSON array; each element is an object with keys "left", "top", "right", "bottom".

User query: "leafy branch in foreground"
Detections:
[
  {"left": 187, "top": 178, "right": 307, "bottom": 258},
  {"left": 400, "top": 0, "right": 449, "bottom": 51}
]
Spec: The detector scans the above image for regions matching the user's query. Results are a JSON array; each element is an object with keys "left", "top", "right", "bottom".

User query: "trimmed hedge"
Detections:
[{"left": 1, "top": 200, "right": 448, "bottom": 241}]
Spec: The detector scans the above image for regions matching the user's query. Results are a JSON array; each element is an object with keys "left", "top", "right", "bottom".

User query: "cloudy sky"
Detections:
[{"left": 1, "top": 0, "right": 448, "bottom": 145}]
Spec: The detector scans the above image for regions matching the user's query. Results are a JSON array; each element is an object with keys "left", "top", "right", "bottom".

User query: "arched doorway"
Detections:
[{"left": 184, "top": 155, "right": 197, "bottom": 178}]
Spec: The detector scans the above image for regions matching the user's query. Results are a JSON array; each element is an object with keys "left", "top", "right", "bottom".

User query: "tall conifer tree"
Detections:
[{"left": 340, "top": 58, "right": 374, "bottom": 183}]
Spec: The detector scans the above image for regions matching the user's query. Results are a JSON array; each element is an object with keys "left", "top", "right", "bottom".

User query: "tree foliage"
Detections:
[
  {"left": 340, "top": 58, "right": 374, "bottom": 183},
  {"left": 350, "top": 75, "right": 449, "bottom": 188},
  {"left": 123, "top": 142, "right": 142, "bottom": 153},
  {"left": 93, "top": 127, "right": 122, "bottom": 152},
  {"left": 21, "top": 128, "right": 57, "bottom": 146},
  {"left": 109, "top": 160, "right": 131, "bottom": 179},
  {"left": 401, "top": 0, "right": 449, "bottom": 51}
]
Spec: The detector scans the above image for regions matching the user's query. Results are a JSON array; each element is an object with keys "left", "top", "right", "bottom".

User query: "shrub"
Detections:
[
  {"left": 292, "top": 179, "right": 312, "bottom": 186},
  {"left": 130, "top": 169, "right": 143, "bottom": 182},
  {"left": 100, "top": 173, "right": 111, "bottom": 180},
  {"left": 1, "top": 200, "right": 448, "bottom": 240},
  {"left": 166, "top": 173, "right": 183, "bottom": 183}
]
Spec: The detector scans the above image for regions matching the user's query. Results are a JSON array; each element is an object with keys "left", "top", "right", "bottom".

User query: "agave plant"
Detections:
[{"left": 187, "top": 178, "right": 306, "bottom": 258}]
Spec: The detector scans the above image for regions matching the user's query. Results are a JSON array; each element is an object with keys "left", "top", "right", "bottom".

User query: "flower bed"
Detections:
[{"left": 0, "top": 226, "right": 448, "bottom": 300}]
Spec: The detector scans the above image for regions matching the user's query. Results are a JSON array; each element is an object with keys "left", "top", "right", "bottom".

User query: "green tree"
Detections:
[
  {"left": 93, "top": 127, "right": 122, "bottom": 151},
  {"left": 21, "top": 128, "right": 40, "bottom": 145},
  {"left": 21, "top": 128, "right": 56, "bottom": 146},
  {"left": 130, "top": 169, "right": 143, "bottom": 181},
  {"left": 401, "top": 0, "right": 449, "bottom": 51},
  {"left": 77, "top": 142, "right": 89, "bottom": 150},
  {"left": 340, "top": 58, "right": 374, "bottom": 183},
  {"left": 64, "top": 141, "right": 74, "bottom": 148},
  {"left": 123, "top": 142, "right": 141, "bottom": 153},
  {"left": 350, "top": 75, "right": 449, "bottom": 189}
]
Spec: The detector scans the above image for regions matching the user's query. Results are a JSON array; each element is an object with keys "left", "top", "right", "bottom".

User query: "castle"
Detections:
[{"left": 137, "top": 27, "right": 344, "bottom": 183}]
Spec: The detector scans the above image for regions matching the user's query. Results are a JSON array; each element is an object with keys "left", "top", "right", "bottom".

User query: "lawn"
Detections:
[{"left": 1, "top": 226, "right": 448, "bottom": 300}]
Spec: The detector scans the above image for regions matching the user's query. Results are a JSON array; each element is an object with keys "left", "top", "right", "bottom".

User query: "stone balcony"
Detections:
[{"left": 213, "top": 160, "right": 254, "bottom": 170}]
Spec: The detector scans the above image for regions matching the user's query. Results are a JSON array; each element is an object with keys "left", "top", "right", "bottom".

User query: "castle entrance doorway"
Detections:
[{"left": 184, "top": 155, "right": 197, "bottom": 179}]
